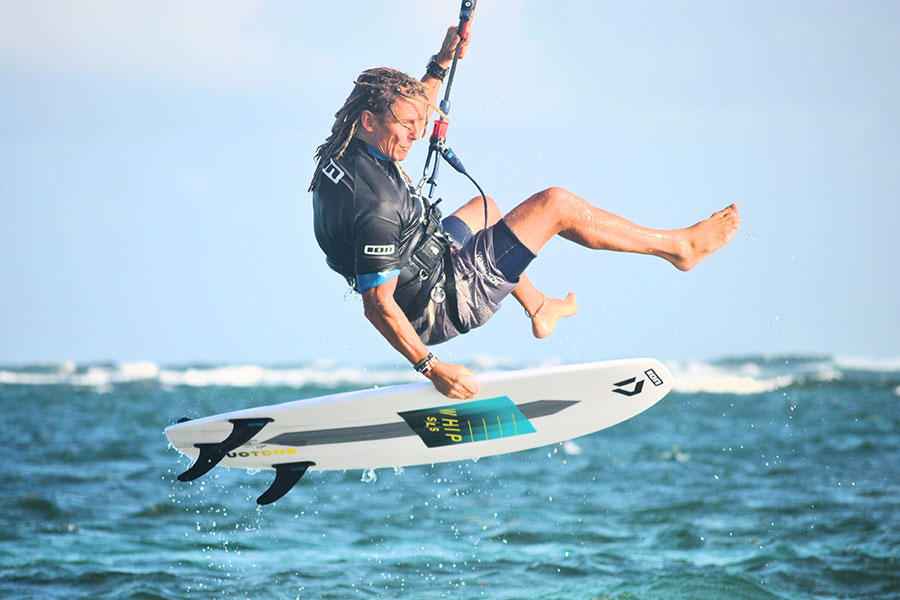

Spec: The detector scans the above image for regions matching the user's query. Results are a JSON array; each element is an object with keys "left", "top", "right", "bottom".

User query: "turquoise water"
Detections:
[{"left": 1, "top": 356, "right": 898, "bottom": 599}]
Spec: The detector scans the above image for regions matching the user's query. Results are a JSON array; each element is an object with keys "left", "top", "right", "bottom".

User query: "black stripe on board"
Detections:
[{"left": 261, "top": 399, "right": 579, "bottom": 447}]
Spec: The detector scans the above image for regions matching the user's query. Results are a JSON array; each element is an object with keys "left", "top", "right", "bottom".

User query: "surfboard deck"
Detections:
[{"left": 165, "top": 358, "right": 672, "bottom": 504}]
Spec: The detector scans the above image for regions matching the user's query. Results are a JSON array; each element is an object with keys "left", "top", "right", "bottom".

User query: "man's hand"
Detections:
[
  {"left": 435, "top": 22, "right": 472, "bottom": 67},
  {"left": 427, "top": 360, "right": 479, "bottom": 399}
]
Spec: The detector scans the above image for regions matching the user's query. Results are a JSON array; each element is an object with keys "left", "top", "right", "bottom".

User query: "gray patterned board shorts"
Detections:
[{"left": 410, "top": 216, "right": 536, "bottom": 345}]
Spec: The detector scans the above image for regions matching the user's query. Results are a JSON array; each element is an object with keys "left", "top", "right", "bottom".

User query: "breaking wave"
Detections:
[
  {"left": 0, "top": 360, "right": 419, "bottom": 390},
  {"left": 0, "top": 354, "right": 897, "bottom": 395}
]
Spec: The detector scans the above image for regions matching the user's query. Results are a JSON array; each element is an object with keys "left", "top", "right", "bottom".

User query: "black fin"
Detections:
[
  {"left": 256, "top": 461, "right": 315, "bottom": 505},
  {"left": 177, "top": 417, "right": 274, "bottom": 482}
]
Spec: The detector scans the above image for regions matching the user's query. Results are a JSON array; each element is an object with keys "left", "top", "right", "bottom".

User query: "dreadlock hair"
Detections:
[{"left": 309, "top": 67, "right": 429, "bottom": 192}]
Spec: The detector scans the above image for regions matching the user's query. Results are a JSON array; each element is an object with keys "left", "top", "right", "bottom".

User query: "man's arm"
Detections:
[
  {"left": 362, "top": 277, "right": 478, "bottom": 399},
  {"left": 420, "top": 25, "right": 470, "bottom": 120}
]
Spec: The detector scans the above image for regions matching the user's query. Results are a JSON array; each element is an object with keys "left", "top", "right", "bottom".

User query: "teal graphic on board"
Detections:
[{"left": 399, "top": 396, "right": 537, "bottom": 448}]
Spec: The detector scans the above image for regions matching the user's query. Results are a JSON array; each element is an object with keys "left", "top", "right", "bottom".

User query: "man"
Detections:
[{"left": 310, "top": 26, "right": 740, "bottom": 400}]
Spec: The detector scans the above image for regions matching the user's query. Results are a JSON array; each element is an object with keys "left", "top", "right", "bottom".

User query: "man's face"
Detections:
[{"left": 370, "top": 95, "right": 427, "bottom": 162}]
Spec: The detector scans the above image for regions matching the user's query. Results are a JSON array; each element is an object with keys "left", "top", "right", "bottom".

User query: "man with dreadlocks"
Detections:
[{"left": 311, "top": 26, "right": 740, "bottom": 399}]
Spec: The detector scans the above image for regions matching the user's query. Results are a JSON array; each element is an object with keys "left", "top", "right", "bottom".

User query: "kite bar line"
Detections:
[{"left": 420, "top": 0, "right": 488, "bottom": 229}]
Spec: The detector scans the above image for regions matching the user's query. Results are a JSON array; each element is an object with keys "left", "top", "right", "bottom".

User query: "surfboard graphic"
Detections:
[{"left": 165, "top": 358, "right": 672, "bottom": 504}]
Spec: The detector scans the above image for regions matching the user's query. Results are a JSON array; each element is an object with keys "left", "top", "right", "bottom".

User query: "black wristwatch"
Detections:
[{"left": 426, "top": 55, "right": 448, "bottom": 82}]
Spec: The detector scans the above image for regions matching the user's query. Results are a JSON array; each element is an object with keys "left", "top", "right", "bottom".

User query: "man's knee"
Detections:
[
  {"left": 531, "top": 187, "right": 575, "bottom": 214},
  {"left": 471, "top": 195, "right": 502, "bottom": 225},
  {"left": 503, "top": 186, "right": 580, "bottom": 247},
  {"left": 451, "top": 195, "right": 502, "bottom": 232},
  {"left": 482, "top": 195, "right": 502, "bottom": 224}
]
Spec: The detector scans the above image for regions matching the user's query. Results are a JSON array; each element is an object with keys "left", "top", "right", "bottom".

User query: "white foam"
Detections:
[
  {"left": 156, "top": 364, "right": 420, "bottom": 389},
  {"left": 1, "top": 355, "right": 896, "bottom": 393},
  {"left": 665, "top": 361, "right": 793, "bottom": 395},
  {"left": 834, "top": 356, "right": 900, "bottom": 372},
  {"left": 0, "top": 361, "right": 416, "bottom": 389}
]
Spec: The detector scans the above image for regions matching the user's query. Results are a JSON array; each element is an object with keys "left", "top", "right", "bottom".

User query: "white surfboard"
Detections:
[{"left": 165, "top": 358, "right": 672, "bottom": 504}]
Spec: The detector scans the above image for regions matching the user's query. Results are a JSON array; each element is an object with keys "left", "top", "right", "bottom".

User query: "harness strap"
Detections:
[
  {"left": 442, "top": 245, "right": 470, "bottom": 335},
  {"left": 393, "top": 201, "right": 446, "bottom": 317},
  {"left": 378, "top": 191, "right": 469, "bottom": 336}
]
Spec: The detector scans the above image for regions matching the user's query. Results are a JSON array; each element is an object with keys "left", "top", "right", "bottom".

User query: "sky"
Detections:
[{"left": 1, "top": 0, "right": 898, "bottom": 367}]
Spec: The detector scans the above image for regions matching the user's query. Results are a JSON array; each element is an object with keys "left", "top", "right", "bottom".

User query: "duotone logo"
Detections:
[{"left": 612, "top": 377, "right": 644, "bottom": 397}]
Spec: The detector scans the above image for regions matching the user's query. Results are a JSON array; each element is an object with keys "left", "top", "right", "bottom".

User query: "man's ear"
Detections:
[{"left": 359, "top": 109, "right": 378, "bottom": 133}]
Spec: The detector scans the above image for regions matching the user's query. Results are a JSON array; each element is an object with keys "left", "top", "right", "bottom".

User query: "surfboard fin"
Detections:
[
  {"left": 257, "top": 461, "right": 316, "bottom": 505},
  {"left": 177, "top": 417, "right": 274, "bottom": 482}
]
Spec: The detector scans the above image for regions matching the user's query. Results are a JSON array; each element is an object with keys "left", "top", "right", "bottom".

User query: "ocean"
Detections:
[{"left": 1, "top": 355, "right": 898, "bottom": 600}]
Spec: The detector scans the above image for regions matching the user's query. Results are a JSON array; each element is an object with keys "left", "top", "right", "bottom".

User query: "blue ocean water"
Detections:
[{"left": 1, "top": 355, "right": 898, "bottom": 600}]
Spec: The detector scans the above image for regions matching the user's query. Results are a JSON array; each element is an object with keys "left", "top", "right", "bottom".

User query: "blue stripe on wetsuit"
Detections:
[
  {"left": 357, "top": 270, "right": 400, "bottom": 293},
  {"left": 365, "top": 144, "right": 391, "bottom": 162}
]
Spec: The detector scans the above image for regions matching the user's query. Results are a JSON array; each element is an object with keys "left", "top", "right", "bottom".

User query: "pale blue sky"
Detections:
[{"left": 2, "top": 1, "right": 898, "bottom": 366}]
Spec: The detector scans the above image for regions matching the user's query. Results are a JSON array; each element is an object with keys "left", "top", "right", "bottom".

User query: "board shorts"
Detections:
[{"left": 409, "top": 216, "right": 536, "bottom": 345}]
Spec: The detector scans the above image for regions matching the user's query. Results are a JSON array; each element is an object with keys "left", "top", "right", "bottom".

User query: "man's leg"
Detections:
[
  {"left": 448, "top": 195, "right": 577, "bottom": 338},
  {"left": 503, "top": 187, "right": 740, "bottom": 271}
]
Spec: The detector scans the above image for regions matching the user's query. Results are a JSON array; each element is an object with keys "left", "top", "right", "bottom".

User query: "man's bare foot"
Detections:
[
  {"left": 670, "top": 203, "right": 741, "bottom": 271},
  {"left": 529, "top": 292, "right": 578, "bottom": 339}
]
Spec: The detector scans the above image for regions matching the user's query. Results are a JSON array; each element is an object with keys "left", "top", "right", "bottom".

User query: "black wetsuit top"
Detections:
[{"left": 312, "top": 139, "right": 445, "bottom": 318}]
